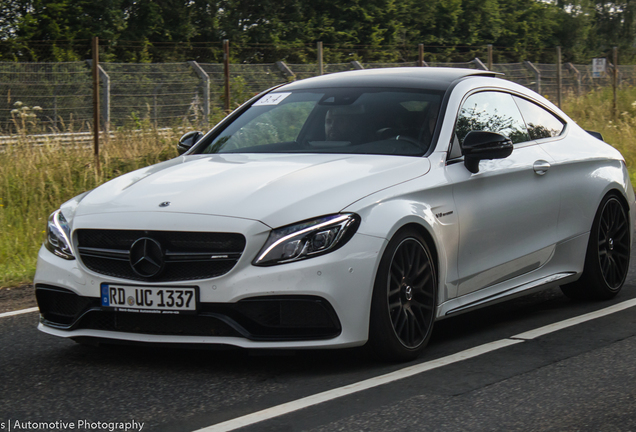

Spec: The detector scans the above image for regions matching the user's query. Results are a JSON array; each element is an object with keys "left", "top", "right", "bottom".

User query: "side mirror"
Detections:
[
  {"left": 462, "top": 131, "right": 513, "bottom": 174},
  {"left": 178, "top": 131, "right": 203, "bottom": 155}
]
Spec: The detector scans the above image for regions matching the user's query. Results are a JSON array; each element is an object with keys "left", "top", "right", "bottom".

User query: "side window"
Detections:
[
  {"left": 455, "top": 91, "right": 530, "bottom": 145},
  {"left": 513, "top": 96, "right": 565, "bottom": 140}
]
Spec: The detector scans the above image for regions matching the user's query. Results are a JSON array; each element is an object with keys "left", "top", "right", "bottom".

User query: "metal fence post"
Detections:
[
  {"left": 565, "top": 63, "right": 581, "bottom": 97},
  {"left": 99, "top": 66, "right": 110, "bottom": 131},
  {"left": 53, "top": 84, "right": 61, "bottom": 131},
  {"left": 613, "top": 46, "right": 618, "bottom": 118},
  {"left": 223, "top": 39, "right": 230, "bottom": 112},
  {"left": 556, "top": 46, "right": 562, "bottom": 108},
  {"left": 351, "top": 61, "right": 364, "bottom": 70},
  {"left": 524, "top": 61, "right": 541, "bottom": 95},
  {"left": 86, "top": 60, "right": 110, "bottom": 130},
  {"left": 187, "top": 61, "right": 210, "bottom": 127},
  {"left": 91, "top": 36, "right": 100, "bottom": 173},
  {"left": 317, "top": 41, "right": 324, "bottom": 75},
  {"left": 275, "top": 61, "right": 296, "bottom": 80},
  {"left": 472, "top": 58, "right": 488, "bottom": 70}
]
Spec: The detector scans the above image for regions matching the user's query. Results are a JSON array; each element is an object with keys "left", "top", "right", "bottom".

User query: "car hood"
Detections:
[{"left": 73, "top": 153, "right": 430, "bottom": 227}]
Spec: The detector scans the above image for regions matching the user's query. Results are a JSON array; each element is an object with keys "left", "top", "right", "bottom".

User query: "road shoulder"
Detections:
[{"left": 0, "top": 284, "right": 37, "bottom": 313}]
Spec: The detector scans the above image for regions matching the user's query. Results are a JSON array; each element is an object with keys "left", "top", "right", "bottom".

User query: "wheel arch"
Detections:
[
  {"left": 392, "top": 222, "right": 440, "bottom": 284},
  {"left": 605, "top": 187, "right": 631, "bottom": 215},
  {"left": 590, "top": 179, "right": 636, "bottom": 244},
  {"left": 369, "top": 213, "right": 448, "bottom": 306},
  {"left": 561, "top": 185, "right": 633, "bottom": 300},
  {"left": 367, "top": 219, "right": 441, "bottom": 360},
  {"left": 600, "top": 186, "right": 634, "bottom": 248},
  {"left": 350, "top": 194, "right": 457, "bottom": 305}
]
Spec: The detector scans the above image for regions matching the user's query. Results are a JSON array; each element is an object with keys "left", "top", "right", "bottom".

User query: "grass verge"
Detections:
[
  {"left": 0, "top": 128, "right": 181, "bottom": 287},
  {"left": 1, "top": 89, "right": 635, "bottom": 287},
  {"left": 561, "top": 87, "right": 636, "bottom": 185}
]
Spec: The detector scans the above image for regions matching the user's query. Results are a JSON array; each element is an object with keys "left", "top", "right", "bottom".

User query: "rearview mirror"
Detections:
[
  {"left": 177, "top": 131, "right": 203, "bottom": 155},
  {"left": 462, "top": 131, "right": 513, "bottom": 174}
]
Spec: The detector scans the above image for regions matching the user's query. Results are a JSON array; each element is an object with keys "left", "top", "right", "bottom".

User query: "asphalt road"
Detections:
[{"left": 2, "top": 257, "right": 636, "bottom": 431}]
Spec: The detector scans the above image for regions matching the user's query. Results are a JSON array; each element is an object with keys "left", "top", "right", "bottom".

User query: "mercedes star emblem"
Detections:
[{"left": 129, "top": 237, "right": 164, "bottom": 277}]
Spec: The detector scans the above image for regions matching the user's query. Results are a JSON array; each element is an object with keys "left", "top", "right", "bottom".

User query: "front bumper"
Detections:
[
  {"left": 37, "top": 285, "right": 342, "bottom": 341},
  {"left": 34, "top": 212, "right": 386, "bottom": 349}
]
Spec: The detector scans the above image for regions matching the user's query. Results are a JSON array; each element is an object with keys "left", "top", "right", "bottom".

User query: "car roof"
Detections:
[{"left": 278, "top": 67, "right": 500, "bottom": 92}]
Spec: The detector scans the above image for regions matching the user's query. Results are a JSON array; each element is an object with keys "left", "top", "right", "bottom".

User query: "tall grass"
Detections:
[
  {"left": 1, "top": 89, "right": 636, "bottom": 287},
  {"left": 561, "top": 87, "right": 636, "bottom": 185},
  {"left": 0, "top": 129, "right": 181, "bottom": 287}
]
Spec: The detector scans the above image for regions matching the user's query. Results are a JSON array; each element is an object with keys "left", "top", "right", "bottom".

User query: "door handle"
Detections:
[{"left": 533, "top": 160, "right": 551, "bottom": 175}]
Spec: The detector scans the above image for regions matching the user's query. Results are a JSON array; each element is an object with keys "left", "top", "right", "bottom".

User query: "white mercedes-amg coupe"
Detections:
[{"left": 35, "top": 67, "right": 634, "bottom": 361}]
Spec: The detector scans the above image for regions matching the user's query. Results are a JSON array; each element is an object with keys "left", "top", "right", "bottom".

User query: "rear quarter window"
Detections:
[{"left": 513, "top": 96, "right": 565, "bottom": 140}]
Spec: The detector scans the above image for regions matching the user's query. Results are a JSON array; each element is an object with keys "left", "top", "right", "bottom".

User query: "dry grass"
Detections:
[
  {"left": 1, "top": 89, "right": 635, "bottom": 287},
  {"left": 561, "top": 87, "right": 636, "bottom": 185},
  {"left": 0, "top": 128, "right": 182, "bottom": 287}
]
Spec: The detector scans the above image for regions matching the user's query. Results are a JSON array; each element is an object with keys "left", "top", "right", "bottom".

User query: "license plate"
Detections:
[{"left": 101, "top": 284, "right": 197, "bottom": 314}]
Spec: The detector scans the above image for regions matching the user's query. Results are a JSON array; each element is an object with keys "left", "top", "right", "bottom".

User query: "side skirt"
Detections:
[
  {"left": 437, "top": 232, "right": 589, "bottom": 319},
  {"left": 437, "top": 271, "right": 577, "bottom": 319}
]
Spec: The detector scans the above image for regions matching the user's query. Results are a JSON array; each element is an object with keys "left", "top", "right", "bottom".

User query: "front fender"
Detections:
[{"left": 343, "top": 177, "right": 459, "bottom": 304}]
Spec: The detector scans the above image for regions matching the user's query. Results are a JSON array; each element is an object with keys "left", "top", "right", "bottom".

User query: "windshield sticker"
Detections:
[{"left": 253, "top": 92, "right": 292, "bottom": 106}]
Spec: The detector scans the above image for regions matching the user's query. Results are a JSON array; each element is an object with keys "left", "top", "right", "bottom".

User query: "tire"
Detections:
[
  {"left": 561, "top": 194, "right": 630, "bottom": 301},
  {"left": 369, "top": 228, "right": 437, "bottom": 362}
]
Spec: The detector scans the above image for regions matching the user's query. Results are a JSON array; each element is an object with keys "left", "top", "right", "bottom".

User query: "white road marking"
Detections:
[
  {"left": 511, "top": 297, "right": 636, "bottom": 340},
  {"left": 194, "top": 339, "right": 523, "bottom": 432},
  {"left": 0, "top": 307, "right": 39, "bottom": 318},
  {"left": 193, "top": 298, "right": 636, "bottom": 432}
]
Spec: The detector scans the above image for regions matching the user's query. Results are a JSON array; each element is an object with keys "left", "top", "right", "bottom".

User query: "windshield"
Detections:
[{"left": 197, "top": 88, "right": 443, "bottom": 157}]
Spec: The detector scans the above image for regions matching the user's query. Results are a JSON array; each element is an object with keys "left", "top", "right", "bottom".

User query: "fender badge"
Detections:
[
  {"left": 159, "top": 202, "right": 171, "bottom": 208},
  {"left": 435, "top": 211, "right": 454, "bottom": 219}
]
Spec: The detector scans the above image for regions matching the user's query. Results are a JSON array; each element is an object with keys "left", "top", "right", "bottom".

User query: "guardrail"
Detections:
[{"left": 0, "top": 128, "right": 177, "bottom": 147}]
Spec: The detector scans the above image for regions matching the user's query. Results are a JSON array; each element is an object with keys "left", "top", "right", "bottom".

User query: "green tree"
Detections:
[
  {"left": 5, "top": 0, "right": 636, "bottom": 64},
  {"left": 494, "top": 0, "right": 560, "bottom": 62},
  {"left": 553, "top": 0, "right": 594, "bottom": 63}
]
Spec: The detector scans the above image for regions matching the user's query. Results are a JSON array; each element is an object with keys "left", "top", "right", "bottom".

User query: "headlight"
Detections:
[
  {"left": 253, "top": 214, "right": 360, "bottom": 266},
  {"left": 45, "top": 209, "right": 75, "bottom": 260}
]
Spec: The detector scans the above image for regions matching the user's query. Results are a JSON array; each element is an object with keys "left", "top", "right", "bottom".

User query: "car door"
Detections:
[
  {"left": 512, "top": 96, "right": 585, "bottom": 242},
  {"left": 446, "top": 90, "right": 561, "bottom": 297}
]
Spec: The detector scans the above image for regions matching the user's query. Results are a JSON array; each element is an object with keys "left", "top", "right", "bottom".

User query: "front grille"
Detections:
[
  {"left": 36, "top": 285, "right": 342, "bottom": 341},
  {"left": 76, "top": 229, "right": 246, "bottom": 282}
]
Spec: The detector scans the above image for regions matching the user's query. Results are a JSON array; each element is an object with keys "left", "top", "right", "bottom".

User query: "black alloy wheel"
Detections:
[
  {"left": 370, "top": 228, "right": 437, "bottom": 361},
  {"left": 561, "top": 194, "right": 630, "bottom": 300},
  {"left": 597, "top": 197, "right": 630, "bottom": 289}
]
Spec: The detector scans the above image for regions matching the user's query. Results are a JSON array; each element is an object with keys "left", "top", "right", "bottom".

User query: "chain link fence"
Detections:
[
  {"left": 1, "top": 58, "right": 632, "bottom": 135},
  {"left": 0, "top": 62, "right": 93, "bottom": 132}
]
